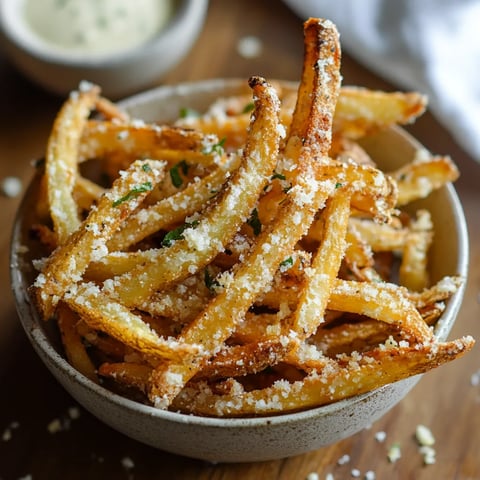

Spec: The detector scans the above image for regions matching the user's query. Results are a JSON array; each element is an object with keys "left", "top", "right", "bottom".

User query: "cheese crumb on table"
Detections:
[
  {"left": 237, "top": 36, "right": 263, "bottom": 58},
  {"left": 1, "top": 176, "right": 22, "bottom": 197},
  {"left": 387, "top": 443, "right": 401, "bottom": 463},
  {"left": 470, "top": 369, "right": 480, "bottom": 386},
  {"left": 415, "top": 424, "right": 435, "bottom": 446},
  {"left": 121, "top": 456, "right": 135, "bottom": 470},
  {"left": 419, "top": 445, "right": 436, "bottom": 465}
]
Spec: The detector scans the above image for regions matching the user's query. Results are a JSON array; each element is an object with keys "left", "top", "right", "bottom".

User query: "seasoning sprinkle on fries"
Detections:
[{"left": 30, "top": 17, "right": 474, "bottom": 417}]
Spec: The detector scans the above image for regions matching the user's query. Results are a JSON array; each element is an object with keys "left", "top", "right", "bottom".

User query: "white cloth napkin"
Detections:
[{"left": 283, "top": 0, "right": 480, "bottom": 162}]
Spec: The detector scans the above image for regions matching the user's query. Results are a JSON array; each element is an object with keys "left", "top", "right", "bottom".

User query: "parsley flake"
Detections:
[
  {"left": 161, "top": 220, "right": 199, "bottom": 247},
  {"left": 179, "top": 107, "right": 200, "bottom": 119},
  {"left": 271, "top": 172, "right": 286, "bottom": 181},
  {"left": 112, "top": 182, "right": 153, "bottom": 207},
  {"left": 169, "top": 160, "right": 189, "bottom": 188},
  {"left": 242, "top": 102, "right": 255, "bottom": 114},
  {"left": 247, "top": 208, "right": 262, "bottom": 236},
  {"left": 280, "top": 256, "right": 293, "bottom": 269},
  {"left": 202, "top": 138, "right": 226, "bottom": 155},
  {"left": 204, "top": 268, "right": 220, "bottom": 291}
]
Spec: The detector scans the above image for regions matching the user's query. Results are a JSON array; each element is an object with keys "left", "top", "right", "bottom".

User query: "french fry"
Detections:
[
  {"left": 333, "top": 86, "right": 427, "bottom": 139},
  {"left": 172, "top": 336, "right": 474, "bottom": 416},
  {"left": 389, "top": 152, "right": 459, "bottom": 206},
  {"left": 64, "top": 282, "right": 201, "bottom": 361},
  {"left": 399, "top": 209, "right": 433, "bottom": 291},
  {"left": 108, "top": 154, "right": 242, "bottom": 251},
  {"left": 57, "top": 302, "right": 98, "bottom": 383},
  {"left": 291, "top": 188, "right": 351, "bottom": 337},
  {"left": 34, "top": 159, "right": 166, "bottom": 318},
  {"left": 46, "top": 84, "right": 101, "bottom": 244}
]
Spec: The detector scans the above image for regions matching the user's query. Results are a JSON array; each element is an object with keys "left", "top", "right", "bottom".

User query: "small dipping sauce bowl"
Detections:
[{"left": 0, "top": 0, "right": 209, "bottom": 98}]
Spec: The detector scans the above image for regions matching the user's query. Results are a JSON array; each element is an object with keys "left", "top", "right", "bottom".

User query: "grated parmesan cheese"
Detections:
[
  {"left": 337, "top": 453, "right": 351, "bottom": 465},
  {"left": 415, "top": 424, "right": 435, "bottom": 446},
  {"left": 374, "top": 431, "right": 386, "bottom": 443},
  {"left": 387, "top": 443, "right": 401, "bottom": 463},
  {"left": 419, "top": 445, "right": 436, "bottom": 465}
]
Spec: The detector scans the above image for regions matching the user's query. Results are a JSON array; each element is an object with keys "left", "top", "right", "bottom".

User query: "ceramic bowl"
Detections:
[
  {"left": 10, "top": 79, "right": 468, "bottom": 463},
  {"left": 0, "top": 0, "right": 209, "bottom": 98}
]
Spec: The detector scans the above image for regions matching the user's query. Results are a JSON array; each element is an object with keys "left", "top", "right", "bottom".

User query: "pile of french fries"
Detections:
[{"left": 31, "top": 18, "right": 474, "bottom": 417}]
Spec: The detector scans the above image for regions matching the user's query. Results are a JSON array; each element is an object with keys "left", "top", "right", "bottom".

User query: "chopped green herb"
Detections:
[
  {"left": 204, "top": 268, "right": 220, "bottom": 291},
  {"left": 112, "top": 182, "right": 153, "bottom": 207},
  {"left": 271, "top": 172, "right": 286, "bottom": 181},
  {"left": 203, "top": 138, "right": 226, "bottom": 155},
  {"left": 161, "top": 220, "right": 199, "bottom": 247},
  {"left": 242, "top": 102, "right": 255, "bottom": 114},
  {"left": 247, "top": 208, "right": 262, "bottom": 236},
  {"left": 280, "top": 256, "right": 293, "bottom": 268},
  {"left": 179, "top": 107, "right": 200, "bottom": 119},
  {"left": 142, "top": 163, "right": 152, "bottom": 172},
  {"left": 169, "top": 160, "right": 189, "bottom": 188},
  {"left": 335, "top": 182, "right": 343, "bottom": 189}
]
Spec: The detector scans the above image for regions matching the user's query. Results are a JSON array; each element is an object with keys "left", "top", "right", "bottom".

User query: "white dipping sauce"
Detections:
[{"left": 23, "top": 0, "right": 173, "bottom": 56}]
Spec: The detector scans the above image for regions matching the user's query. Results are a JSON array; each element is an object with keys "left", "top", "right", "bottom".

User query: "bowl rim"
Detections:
[
  {"left": 9, "top": 77, "right": 469, "bottom": 428},
  {"left": 0, "top": 0, "right": 208, "bottom": 66}
]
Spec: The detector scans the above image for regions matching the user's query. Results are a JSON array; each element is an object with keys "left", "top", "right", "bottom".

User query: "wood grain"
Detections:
[{"left": 1, "top": 0, "right": 479, "bottom": 478}]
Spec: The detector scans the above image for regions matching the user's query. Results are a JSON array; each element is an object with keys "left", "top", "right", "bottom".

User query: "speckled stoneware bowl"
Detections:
[
  {"left": 10, "top": 79, "right": 468, "bottom": 463},
  {"left": 0, "top": 0, "right": 209, "bottom": 98}
]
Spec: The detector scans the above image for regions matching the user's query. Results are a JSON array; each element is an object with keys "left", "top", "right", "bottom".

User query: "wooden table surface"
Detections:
[{"left": 1, "top": 1, "right": 479, "bottom": 479}]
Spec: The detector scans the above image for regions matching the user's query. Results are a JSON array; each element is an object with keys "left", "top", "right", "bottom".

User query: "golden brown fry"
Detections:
[
  {"left": 390, "top": 153, "right": 459, "bottom": 206},
  {"left": 108, "top": 154, "right": 241, "bottom": 251},
  {"left": 329, "top": 279, "right": 432, "bottom": 342},
  {"left": 46, "top": 84, "right": 101, "bottom": 244},
  {"left": 64, "top": 282, "right": 201, "bottom": 361},
  {"left": 34, "top": 159, "right": 166, "bottom": 318},
  {"left": 73, "top": 176, "right": 105, "bottom": 210},
  {"left": 399, "top": 210, "right": 433, "bottom": 291},
  {"left": 292, "top": 188, "right": 351, "bottom": 337},
  {"left": 407, "top": 275, "right": 463, "bottom": 308},
  {"left": 98, "top": 362, "right": 151, "bottom": 394},
  {"left": 333, "top": 86, "right": 427, "bottom": 139},
  {"left": 195, "top": 340, "right": 295, "bottom": 381},
  {"left": 79, "top": 119, "right": 222, "bottom": 164},
  {"left": 348, "top": 217, "right": 407, "bottom": 251},
  {"left": 172, "top": 336, "right": 474, "bottom": 417},
  {"left": 57, "top": 302, "right": 98, "bottom": 383}
]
